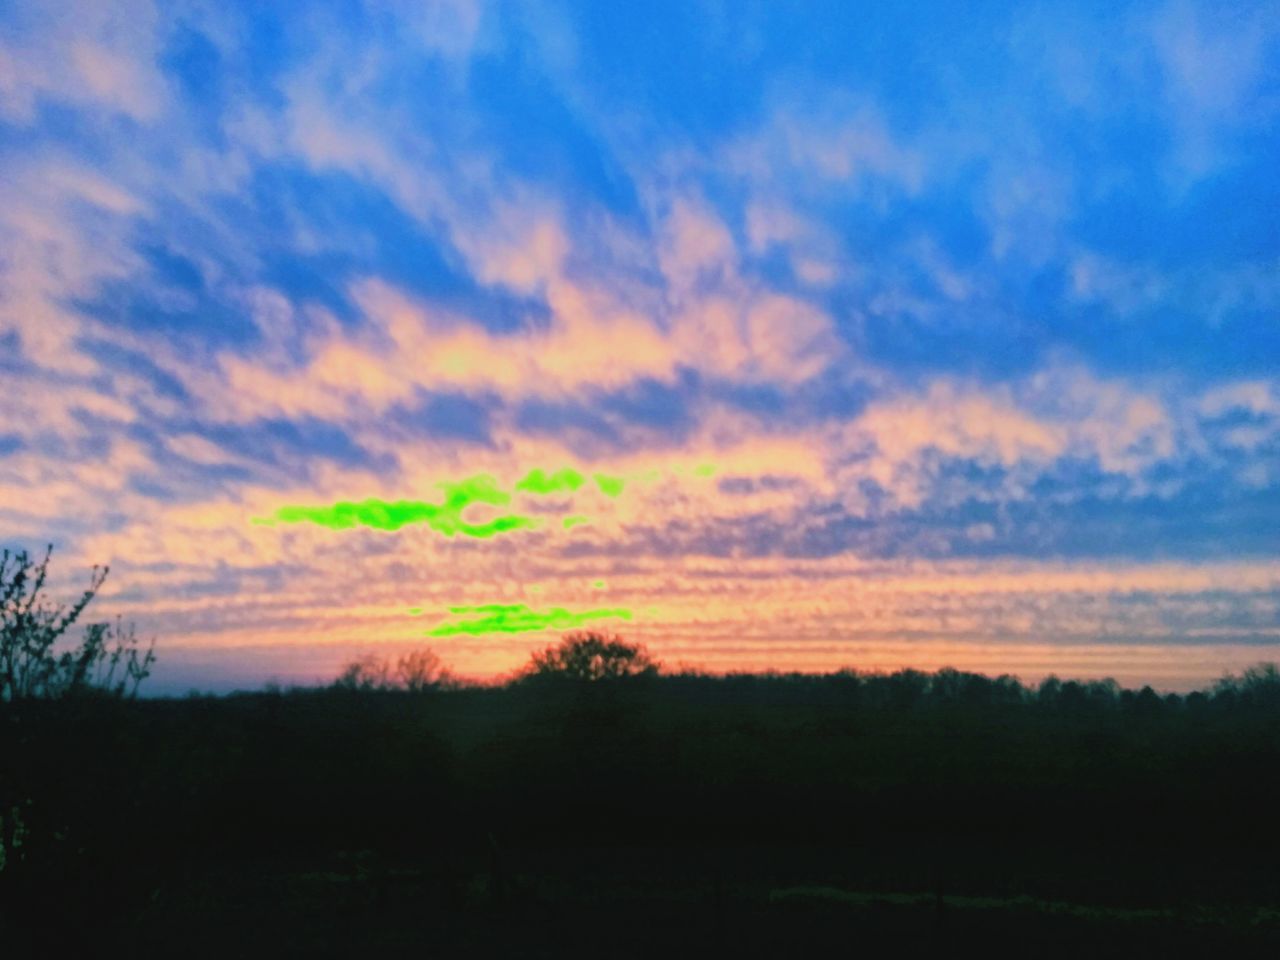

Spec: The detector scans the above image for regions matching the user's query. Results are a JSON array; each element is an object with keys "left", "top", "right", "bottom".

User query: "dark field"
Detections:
[{"left": 3, "top": 666, "right": 1279, "bottom": 956}]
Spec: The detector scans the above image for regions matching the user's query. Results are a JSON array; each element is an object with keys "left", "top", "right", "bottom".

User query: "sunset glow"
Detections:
[{"left": 2, "top": 1, "right": 1277, "bottom": 693}]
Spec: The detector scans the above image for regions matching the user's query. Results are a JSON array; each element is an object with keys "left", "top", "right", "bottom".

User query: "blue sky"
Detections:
[{"left": 1, "top": 1, "right": 1277, "bottom": 691}]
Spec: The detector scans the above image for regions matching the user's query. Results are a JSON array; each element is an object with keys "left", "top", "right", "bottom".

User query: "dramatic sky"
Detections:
[{"left": 2, "top": 1, "right": 1278, "bottom": 693}]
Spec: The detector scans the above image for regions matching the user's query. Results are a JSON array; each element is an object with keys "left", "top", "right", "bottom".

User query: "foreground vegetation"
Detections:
[{"left": 3, "top": 634, "right": 1279, "bottom": 955}]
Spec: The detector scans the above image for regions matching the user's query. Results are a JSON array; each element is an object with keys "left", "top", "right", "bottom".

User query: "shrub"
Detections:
[{"left": 0, "top": 544, "right": 154, "bottom": 702}]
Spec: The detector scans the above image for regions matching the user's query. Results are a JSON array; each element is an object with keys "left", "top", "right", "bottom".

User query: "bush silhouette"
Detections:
[
  {"left": 0, "top": 544, "right": 154, "bottom": 702},
  {"left": 1, "top": 545, "right": 156, "bottom": 946},
  {"left": 525, "top": 631, "right": 659, "bottom": 681}
]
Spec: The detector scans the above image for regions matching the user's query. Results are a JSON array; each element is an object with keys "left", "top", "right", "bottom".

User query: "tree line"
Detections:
[{"left": 4, "top": 542, "right": 1277, "bottom": 713}]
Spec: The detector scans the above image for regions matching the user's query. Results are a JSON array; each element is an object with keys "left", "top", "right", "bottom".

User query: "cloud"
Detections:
[
  {"left": 387, "top": 0, "right": 486, "bottom": 60},
  {"left": 190, "top": 194, "right": 844, "bottom": 421},
  {"left": 196, "top": 274, "right": 678, "bottom": 420},
  {"left": 1148, "top": 0, "right": 1279, "bottom": 185},
  {"left": 1199, "top": 381, "right": 1279, "bottom": 419},
  {"left": 0, "top": 1, "right": 169, "bottom": 124},
  {"left": 1068, "top": 251, "right": 1280, "bottom": 329},
  {"left": 725, "top": 92, "right": 925, "bottom": 195},
  {"left": 1, "top": 1, "right": 1276, "bottom": 693},
  {"left": 0, "top": 151, "right": 151, "bottom": 373}
]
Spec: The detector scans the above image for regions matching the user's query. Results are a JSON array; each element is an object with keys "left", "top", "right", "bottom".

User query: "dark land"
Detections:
[{"left": 3, "top": 663, "right": 1280, "bottom": 957}]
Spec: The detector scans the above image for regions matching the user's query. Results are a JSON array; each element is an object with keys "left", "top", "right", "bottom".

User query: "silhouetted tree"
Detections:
[
  {"left": 333, "top": 653, "right": 394, "bottom": 691},
  {"left": 525, "top": 631, "right": 659, "bottom": 681},
  {"left": 883, "top": 668, "right": 929, "bottom": 709},
  {"left": 1037, "top": 675, "right": 1062, "bottom": 707},
  {"left": 332, "top": 646, "right": 453, "bottom": 691},
  {"left": 1213, "top": 662, "right": 1280, "bottom": 710},
  {"left": 396, "top": 647, "right": 451, "bottom": 691},
  {"left": 0, "top": 544, "right": 154, "bottom": 702},
  {"left": 1241, "top": 663, "right": 1280, "bottom": 708}
]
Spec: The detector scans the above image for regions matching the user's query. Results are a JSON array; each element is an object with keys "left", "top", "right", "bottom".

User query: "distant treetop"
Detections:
[{"left": 524, "top": 632, "right": 659, "bottom": 682}]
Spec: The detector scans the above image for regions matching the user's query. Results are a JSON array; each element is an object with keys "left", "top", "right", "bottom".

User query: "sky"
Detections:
[{"left": 1, "top": 1, "right": 1278, "bottom": 693}]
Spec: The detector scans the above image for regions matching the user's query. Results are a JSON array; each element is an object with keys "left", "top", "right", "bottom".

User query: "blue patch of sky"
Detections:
[
  {"left": 71, "top": 227, "right": 258, "bottom": 348},
  {"left": 0, "top": 99, "right": 116, "bottom": 154},
  {"left": 1070, "top": 153, "right": 1280, "bottom": 267},
  {"left": 75, "top": 338, "right": 191, "bottom": 402},
  {"left": 1201, "top": 405, "right": 1277, "bottom": 433},
  {"left": 694, "top": 372, "right": 872, "bottom": 430},
  {"left": 854, "top": 298, "right": 1051, "bottom": 381},
  {"left": 992, "top": 488, "right": 1280, "bottom": 562},
  {"left": 71, "top": 276, "right": 255, "bottom": 349},
  {"left": 386, "top": 390, "right": 497, "bottom": 446},
  {"left": 140, "top": 242, "right": 206, "bottom": 294},
  {"left": 16, "top": 429, "right": 103, "bottom": 466},
  {"left": 0, "top": 332, "right": 23, "bottom": 373},
  {"left": 777, "top": 480, "right": 1280, "bottom": 562},
  {"left": 1052, "top": 296, "right": 1279, "bottom": 379},
  {"left": 596, "top": 378, "right": 696, "bottom": 438},
  {"left": 566, "top": 1, "right": 1035, "bottom": 142},
  {"left": 466, "top": 34, "right": 644, "bottom": 221},
  {"left": 235, "top": 165, "right": 551, "bottom": 335},
  {"left": 566, "top": 1, "right": 770, "bottom": 140},
  {"left": 208, "top": 8, "right": 302, "bottom": 109},
  {"left": 127, "top": 477, "right": 186, "bottom": 503},
  {"left": 121, "top": 424, "right": 257, "bottom": 490},
  {"left": 159, "top": 22, "right": 230, "bottom": 143},
  {"left": 1167, "top": 164, "right": 1280, "bottom": 264},
  {"left": 699, "top": 379, "right": 789, "bottom": 419},
  {"left": 790, "top": 371, "right": 877, "bottom": 423},
  {"left": 752, "top": 4, "right": 987, "bottom": 117},
  {"left": 514, "top": 399, "right": 623, "bottom": 449},
  {"left": 187, "top": 418, "right": 396, "bottom": 475},
  {"left": 792, "top": 446, "right": 1279, "bottom": 562}
]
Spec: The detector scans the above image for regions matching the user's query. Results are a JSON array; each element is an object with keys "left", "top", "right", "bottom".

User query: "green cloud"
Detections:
[
  {"left": 516, "top": 467, "right": 586, "bottom": 495},
  {"left": 262, "top": 474, "right": 538, "bottom": 538},
  {"left": 258, "top": 465, "right": 657, "bottom": 538},
  {"left": 426, "top": 603, "right": 633, "bottom": 636},
  {"left": 593, "top": 473, "right": 625, "bottom": 497}
]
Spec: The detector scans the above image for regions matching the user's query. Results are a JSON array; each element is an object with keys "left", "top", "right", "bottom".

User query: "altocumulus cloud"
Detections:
[{"left": 1, "top": 0, "right": 1277, "bottom": 693}]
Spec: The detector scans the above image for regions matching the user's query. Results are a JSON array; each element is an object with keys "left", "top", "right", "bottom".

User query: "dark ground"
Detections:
[{"left": 2, "top": 667, "right": 1278, "bottom": 956}]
